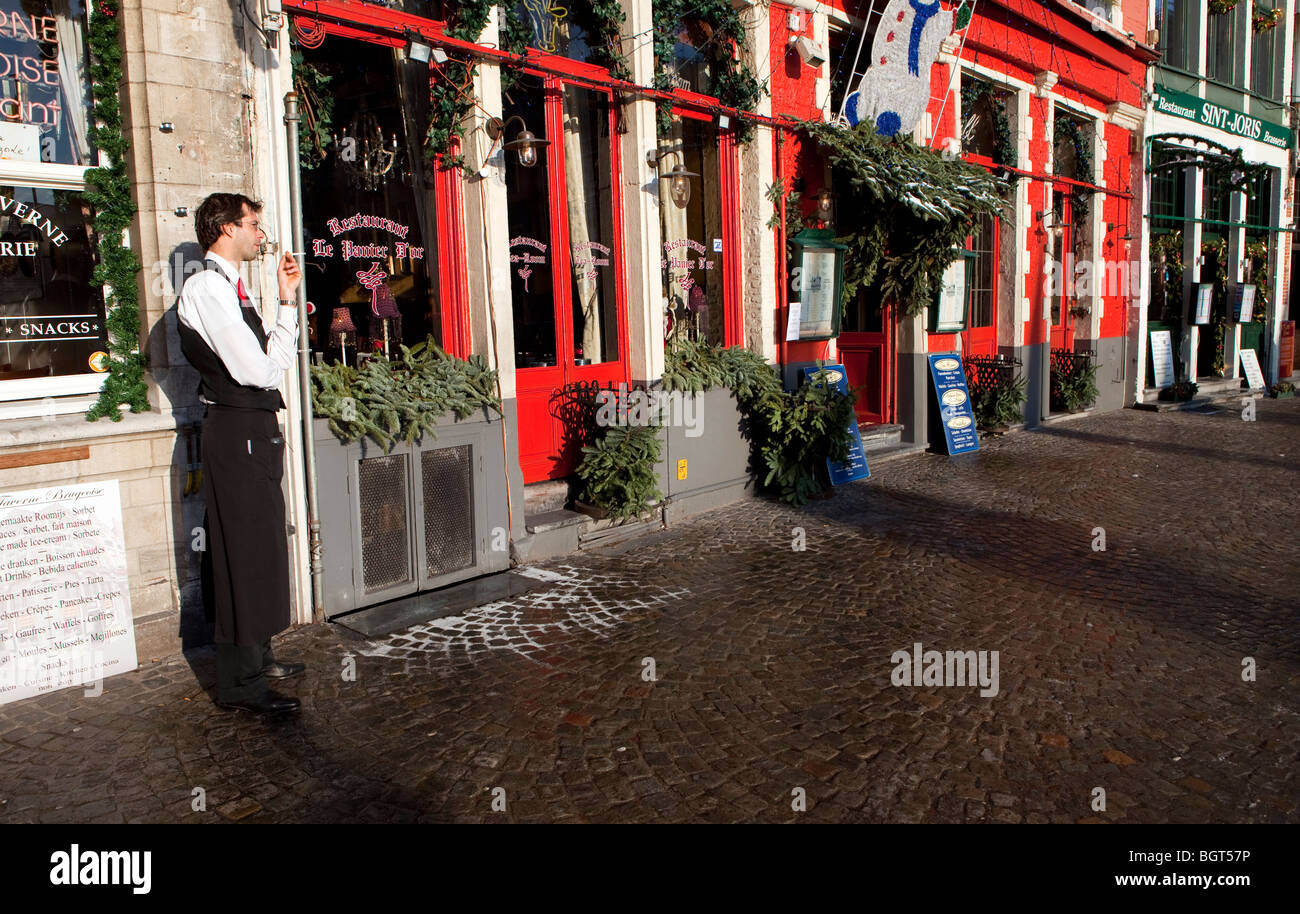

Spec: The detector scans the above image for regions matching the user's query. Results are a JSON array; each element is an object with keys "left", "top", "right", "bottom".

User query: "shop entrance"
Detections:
[
  {"left": 839, "top": 290, "right": 894, "bottom": 426},
  {"left": 505, "top": 74, "right": 630, "bottom": 483},
  {"left": 1196, "top": 235, "right": 1229, "bottom": 378}
]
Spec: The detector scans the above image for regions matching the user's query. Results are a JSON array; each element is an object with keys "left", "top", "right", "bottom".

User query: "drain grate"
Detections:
[
  {"left": 359, "top": 453, "right": 411, "bottom": 593},
  {"left": 422, "top": 445, "right": 475, "bottom": 579}
]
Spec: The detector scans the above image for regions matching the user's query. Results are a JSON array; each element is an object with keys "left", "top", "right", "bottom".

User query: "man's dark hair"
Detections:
[{"left": 195, "top": 193, "right": 262, "bottom": 251}]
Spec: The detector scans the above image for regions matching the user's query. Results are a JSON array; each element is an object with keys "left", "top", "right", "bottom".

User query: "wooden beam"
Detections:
[{"left": 0, "top": 445, "right": 91, "bottom": 470}]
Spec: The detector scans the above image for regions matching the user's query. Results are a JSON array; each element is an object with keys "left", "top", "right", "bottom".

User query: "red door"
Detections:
[
  {"left": 838, "top": 292, "right": 894, "bottom": 426},
  {"left": 507, "top": 76, "right": 630, "bottom": 482},
  {"left": 1048, "top": 187, "right": 1076, "bottom": 352}
]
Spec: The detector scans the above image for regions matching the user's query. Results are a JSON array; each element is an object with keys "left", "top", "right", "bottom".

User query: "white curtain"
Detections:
[
  {"left": 55, "top": 0, "right": 91, "bottom": 165},
  {"left": 562, "top": 87, "right": 603, "bottom": 361}
]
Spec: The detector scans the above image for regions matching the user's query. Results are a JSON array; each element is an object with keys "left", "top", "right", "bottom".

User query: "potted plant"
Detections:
[
  {"left": 574, "top": 425, "right": 664, "bottom": 521},
  {"left": 1051, "top": 358, "right": 1098, "bottom": 412},
  {"left": 1270, "top": 381, "right": 1295, "bottom": 399},
  {"left": 1158, "top": 380, "right": 1199, "bottom": 402}
]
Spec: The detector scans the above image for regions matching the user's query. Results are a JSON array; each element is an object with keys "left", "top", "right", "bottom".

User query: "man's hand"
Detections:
[{"left": 277, "top": 252, "right": 302, "bottom": 303}]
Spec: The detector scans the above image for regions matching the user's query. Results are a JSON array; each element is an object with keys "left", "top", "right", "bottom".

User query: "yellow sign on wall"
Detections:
[{"left": 676, "top": 459, "right": 688, "bottom": 481}]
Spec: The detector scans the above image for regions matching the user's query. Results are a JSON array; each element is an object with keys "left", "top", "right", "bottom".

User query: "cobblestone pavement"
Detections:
[{"left": 2, "top": 402, "right": 1298, "bottom": 824}]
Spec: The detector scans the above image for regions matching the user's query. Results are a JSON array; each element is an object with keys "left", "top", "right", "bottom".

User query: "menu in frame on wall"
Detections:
[
  {"left": 0, "top": 481, "right": 137, "bottom": 705},
  {"left": 798, "top": 249, "right": 838, "bottom": 338},
  {"left": 1233, "top": 284, "right": 1256, "bottom": 323},
  {"left": 1149, "top": 329, "right": 1175, "bottom": 389},
  {"left": 1194, "top": 284, "right": 1213, "bottom": 325}
]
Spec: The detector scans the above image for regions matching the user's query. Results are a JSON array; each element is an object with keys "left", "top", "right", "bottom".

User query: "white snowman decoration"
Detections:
[{"left": 846, "top": 0, "right": 966, "bottom": 138}]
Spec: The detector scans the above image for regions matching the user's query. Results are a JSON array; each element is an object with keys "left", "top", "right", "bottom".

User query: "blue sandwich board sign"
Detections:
[
  {"left": 927, "top": 353, "right": 979, "bottom": 455},
  {"left": 802, "top": 364, "right": 870, "bottom": 485}
]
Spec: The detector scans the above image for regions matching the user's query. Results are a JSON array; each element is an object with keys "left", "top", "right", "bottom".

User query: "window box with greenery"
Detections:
[
  {"left": 1158, "top": 380, "right": 1200, "bottom": 402},
  {"left": 1270, "top": 381, "right": 1295, "bottom": 399}
]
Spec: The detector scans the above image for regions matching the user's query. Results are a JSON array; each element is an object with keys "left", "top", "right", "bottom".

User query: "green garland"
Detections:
[
  {"left": 311, "top": 338, "right": 502, "bottom": 452},
  {"left": 653, "top": 0, "right": 764, "bottom": 143},
  {"left": 1244, "top": 239, "right": 1269, "bottom": 321},
  {"left": 290, "top": 47, "right": 334, "bottom": 170},
  {"left": 1149, "top": 230, "right": 1184, "bottom": 323},
  {"left": 576, "top": 424, "right": 663, "bottom": 519},
  {"left": 85, "top": 0, "right": 148, "bottom": 421},
  {"left": 960, "top": 79, "right": 1017, "bottom": 169},
  {"left": 1055, "top": 114, "right": 1093, "bottom": 227},
  {"left": 801, "top": 119, "right": 1007, "bottom": 317}
]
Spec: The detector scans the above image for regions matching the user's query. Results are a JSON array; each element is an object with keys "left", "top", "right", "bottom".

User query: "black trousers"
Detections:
[{"left": 216, "top": 640, "right": 276, "bottom": 703}]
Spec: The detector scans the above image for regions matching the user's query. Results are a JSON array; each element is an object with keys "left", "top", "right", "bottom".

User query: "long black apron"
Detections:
[{"left": 202, "top": 406, "right": 290, "bottom": 645}]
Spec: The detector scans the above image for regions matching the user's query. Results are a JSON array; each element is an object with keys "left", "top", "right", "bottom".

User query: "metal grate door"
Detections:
[
  {"left": 358, "top": 453, "right": 413, "bottom": 593},
  {"left": 421, "top": 445, "right": 475, "bottom": 579}
]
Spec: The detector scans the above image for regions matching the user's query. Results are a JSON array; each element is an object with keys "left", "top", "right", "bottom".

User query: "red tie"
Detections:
[{"left": 236, "top": 278, "right": 250, "bottom": 304}]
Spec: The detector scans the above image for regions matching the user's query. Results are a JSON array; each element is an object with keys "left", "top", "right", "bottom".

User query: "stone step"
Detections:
[
  {"left": 858, "top": 423, "right": 904, "bottom": 453},
  {"left": 523, "top": 479, "right": 572, "bottom": 516}
]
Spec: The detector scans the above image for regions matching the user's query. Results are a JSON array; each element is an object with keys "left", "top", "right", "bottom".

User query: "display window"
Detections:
[
  {"left": 0, "top": 0, "right": 101, "bottom": 406},
  {"left": 656, "top": 18, "right": 742, "bottom": 348},
  {"left": 293, "top": 29, "right": 462, "bottom": 363}
]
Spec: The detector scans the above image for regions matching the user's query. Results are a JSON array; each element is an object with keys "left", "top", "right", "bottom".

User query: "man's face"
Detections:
[{"left": 224, "top": 204, "right": 265, "bottom": 261}]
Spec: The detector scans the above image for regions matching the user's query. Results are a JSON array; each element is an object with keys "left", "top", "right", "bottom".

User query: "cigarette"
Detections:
[{"left": 286, "top": 251, "right": 308, "bottom": 257}]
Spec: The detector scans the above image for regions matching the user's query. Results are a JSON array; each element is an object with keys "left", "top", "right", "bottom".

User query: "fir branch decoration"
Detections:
[
  {"left": 425, "top": 0, "right": 501, "bottom": 169},
  {"left": 801, "top": 119, "right": 1007, "bottom": 317},
  {"left": 311, "top": 338, "right": 502, "bottom": 452},
  {"left": 85, "top": 0, "right": 148, "bottom": 421},
  {"left": 1208, "top": 0, "right": 1240, "bottom": 14},
  {"left": 576, "top": 424, "right": 663, "bottom": 519},
  {"left": 653, "top": 0, "right": 764, "bottom": 143},
  {"left": 1251, "top": 2, "right": 1283, "bottom": 32},
  {"left": 1149, "top": 231, "right": 1184, "bottom": 323},
  {"left": 659, "top": 341, "right": 855, "bottom": 505}
]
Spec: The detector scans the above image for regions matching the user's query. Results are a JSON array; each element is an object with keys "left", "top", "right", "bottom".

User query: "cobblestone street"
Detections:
[{"left": 2, "top": 403, "right": 1298, "bottom": 824}]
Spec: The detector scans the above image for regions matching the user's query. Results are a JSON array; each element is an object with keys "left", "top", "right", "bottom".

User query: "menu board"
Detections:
[
  {"left": 1149, "top": 330, "right": 1175, "bottom": 389},
  {"left": 1239, "top": 348, "right": 1266, "bottom": 391},
  {"left": 1194, "top": 284, "right": 1213, "bottom": 325},
  {"left": 0, "top": 481, "right": 137, "bottom": 704},
  {"left": 934, "top": 258, "right": 969, "bottom": 332},
  {"left": 801, "top": 364, "right": 869, "bottom": 485},
  {"left": 927, "top": 354, "right": 979, "bottom": 455},
  {"left": 798, "top": 249, "right": 838, "bottom": 338},
  {"left": 1234, "top": 285, "right": 1256, "bottom": 323}
]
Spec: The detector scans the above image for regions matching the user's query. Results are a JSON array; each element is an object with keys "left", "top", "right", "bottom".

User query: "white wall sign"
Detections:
[
  {"left": 1235, "top": 284, "right": 1256, "bottom": 323},
  {"left": 1149, "top": 329, "right": 1175, "bottom": 389},
  {"left": 799, "top": 249, "right": 837, "bottom": 337},
  {"left": 0, "top": 122, "right": 40, "bottom": 162},
  {"left": 935, "top": 258, "right": 968, "bottom": 331},
  {"left": 1239, "top": 348, "right": 1266, "bottom": 391},
  {"left": 0, "top": 481, "right": 137, "bottom": 705},
  {"left": 1194, "top": 284, "right": 1213, "bottom": 325}
]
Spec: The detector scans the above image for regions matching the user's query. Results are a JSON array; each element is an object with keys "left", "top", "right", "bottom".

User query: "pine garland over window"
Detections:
[
  {"left": 653, "top": 0, "right": 764, "bottom": 143},
  {"left": 960, "top": 79, "right": 1017, "bottom": 170},
  {"left": 801, "top": 120, "right": 1007, "bottom": 317},
  {"left": 85, "top": 0, "right": 149, "bottom": 421}
]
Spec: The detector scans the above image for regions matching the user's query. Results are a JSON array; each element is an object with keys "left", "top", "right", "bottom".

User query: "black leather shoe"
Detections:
[
  {"left": 262, "top": 660, "right": 306, "bottom": 680},
  {"left": 216, "top": 691, "right": 301, "bottom": 714}
]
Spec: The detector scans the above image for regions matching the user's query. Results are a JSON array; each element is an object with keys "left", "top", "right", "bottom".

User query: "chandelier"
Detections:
[{"left": 335, "top": 113, "right": 399, "bottom": 191}]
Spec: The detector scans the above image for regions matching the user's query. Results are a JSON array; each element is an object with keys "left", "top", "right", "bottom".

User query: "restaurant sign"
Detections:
[{"left": 1152, "top": 85, "right": 1294, "bottom": 151}]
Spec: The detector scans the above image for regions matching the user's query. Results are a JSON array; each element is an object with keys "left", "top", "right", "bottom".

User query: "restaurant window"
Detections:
[
  {"left": 1154, "top": 0, "right": 1196, "bottom": 73},
  {"left": 1206, "top": 4, "right": 1242, "bottom": 87},
  {"left": 657, "top": 14, "right": 739, "bottom": 348},
  {"left": 968, "top": 212, "right": 995, "bottom": 330},
  {"left": 1, "top": 0, "right": 104, "bottom": 403},
  {"left": 503, "top": 72, "right": 622, "bottom": 368},
  {"left": 296, "top": 36, "right": 443, "bottom": 362},
  {"left": 1250, "top": 0, "right": 1285, "bottom": 101}
]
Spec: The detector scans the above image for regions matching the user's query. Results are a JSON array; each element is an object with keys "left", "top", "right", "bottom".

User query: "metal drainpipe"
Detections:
[{"left": 283, "top": 91, "right": 324, "bottom": 618}]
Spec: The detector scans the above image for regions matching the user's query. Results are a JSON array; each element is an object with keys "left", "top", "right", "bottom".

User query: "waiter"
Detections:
[{"left": 178, "top": 193, "right": 305, "bottom": 714}]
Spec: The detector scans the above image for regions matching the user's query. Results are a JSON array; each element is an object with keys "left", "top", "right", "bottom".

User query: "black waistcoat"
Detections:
[{"left": 178, "top": 260, "right": 286, "bottom": 411}]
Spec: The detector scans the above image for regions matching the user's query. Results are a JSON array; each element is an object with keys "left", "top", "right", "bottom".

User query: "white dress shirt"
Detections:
[{"left": 177, "top": 253, "right": 298, "bottom": 390}]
